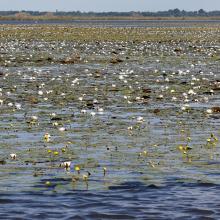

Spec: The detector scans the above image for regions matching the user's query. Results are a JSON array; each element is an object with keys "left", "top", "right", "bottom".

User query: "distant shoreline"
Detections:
[{"left": 0, "top": 16, "right": 220, "bottom": 21}]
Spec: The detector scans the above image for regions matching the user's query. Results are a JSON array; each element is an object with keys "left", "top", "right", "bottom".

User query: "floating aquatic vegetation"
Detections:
[{"left": 0, "top": 22, "right": 220, "bottom": 194}]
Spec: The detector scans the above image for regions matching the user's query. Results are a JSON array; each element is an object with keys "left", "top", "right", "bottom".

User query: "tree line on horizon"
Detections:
[{"left": 0, "top": 9, "right": 220, "bottom": 17}]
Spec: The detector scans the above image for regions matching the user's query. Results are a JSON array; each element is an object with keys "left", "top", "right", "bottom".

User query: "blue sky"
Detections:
[{"left": 0, "top": 0, "right": 219, "bottom": 12}]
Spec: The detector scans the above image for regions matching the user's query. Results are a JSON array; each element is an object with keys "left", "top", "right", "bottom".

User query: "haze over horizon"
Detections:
[{"left": 0, "top": 0, "right": 219, "bottom": 12}]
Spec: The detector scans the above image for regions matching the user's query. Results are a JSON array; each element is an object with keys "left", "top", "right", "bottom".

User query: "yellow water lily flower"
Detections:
[
  {"left": 83, "top": 174, "right": 88, "bottom": 181},
  {"left": 53, "top": 151, "right": 59, "bottom": 156},
  {"left": 75, "top": 166, "right": 80, "bottom": 174}
]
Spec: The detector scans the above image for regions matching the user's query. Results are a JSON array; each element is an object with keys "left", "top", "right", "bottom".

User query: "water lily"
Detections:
[
  {"left": 137, "top": 116, "right": 144, "bottom": 123},
  {"left": 60, "top": 161, "right": 71, "bottom": 168},
  {"left": 90, "top": 112, "right": 96, "bottom": 117},
  {"left": 31, "top": 115, "right": 38, "bottom": 121},
  {"left": 38, "top": 90, "right": 43, "bottom": 95},
  {"left": 10, "top": 153, "right": 17, "bottom": 160},
  {"left": 103, "top": 167, "right": 107, "bottom": 176},
  {"left": 15, "top": 103, "right": 21, "bottom": 109},
  {"left": 206, "top": 109, "right": 213, "bottom": 114},
  {"left": 81, "top": 109, "right": 87, "bottom": 114},
  {"left": 58, "top": 127, "right": 66, "bottom": 132},
  {"left": 44, "top": 133, "right": 51, "bottom": 142},
  {"left": 75, "top": 166, "right": 80, "bottom": 174}
]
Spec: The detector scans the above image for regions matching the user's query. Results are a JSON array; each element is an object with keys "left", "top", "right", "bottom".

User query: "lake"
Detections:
[{"left": 0, "top": 21, "right": 220, "bottom": 219}]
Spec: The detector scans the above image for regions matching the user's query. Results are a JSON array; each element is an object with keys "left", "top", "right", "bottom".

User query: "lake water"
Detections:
[
  {"left": 0, "top": 19, "right": 219, "bottom": 27},
  {"left": 0, "top": 21, "right": 220, "bottom": 219}
]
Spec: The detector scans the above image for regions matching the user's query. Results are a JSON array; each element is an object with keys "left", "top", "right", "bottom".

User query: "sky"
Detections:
[{"left": 0, "top": 0, "right": 219, "bottom": 12}]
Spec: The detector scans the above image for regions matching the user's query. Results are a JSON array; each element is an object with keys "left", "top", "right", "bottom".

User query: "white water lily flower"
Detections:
[
  {"left": 182, "top": 93, "right": 187, "bottom": 97},
  {"left": 31, "top": 116, "right": 38, "bottom": 121},
  {"left": 181, "top": 104, "right": 190, "bottom": 111},
  {"left": 38, "top": 91, "right": 43, "bottom": 95},
  {"left": 81, "top": 109, "right": 87, "bottom": 114},
  {"left": 93, "top": 99, "right": 98, "bottom": 104},
  {"left": 127, "top": 126, "right": 133, "bottom": 130},
  {"left": 60, "top": 161, "right": 71, "bottom": 168},
  {"left": 78, "top": 97, "right": 83, "bottom": 101},
  {"left": 206, "top": 109, "right": 213, "bottom": 114},
  {"left": 203, "top": 97, "right": 209, "bottom": 102},
  {"left": 58, "top": 127, "right": 66, "bottom": 132},
  {"left": 15, "top": 103, "right": 21, "bottom": 109},
  {"left": 137, "top": 116, "right": 144, "bottom": 123},
  {"left": 181, "top": 106, "right": 186, "bottom": 111},
  {"left": 119, "top": 75, "right": 124, "bottom": 80},
  {"left": 10, "top": 153, "right": 17, "bottom": 159},
  {"left": 50, "top": 112, "right": 56, "bottom": 117},
  {"left": 188, "top": 89, "right": 196, "bottom": 95},
  {"left": 46, "top": 90, "right": 53, "bottom": 94},
  {"left": 72, "top": 78, "right": 79, "bottom": 84},
  {"left": 98, "top": 107, "right": 103, "bottom": 112},
  {"left": 90, "top": 112, "right": 96, "bottom": 117},
  {"left": 53, "top": 122, "right": 58, "bottom": 126}
]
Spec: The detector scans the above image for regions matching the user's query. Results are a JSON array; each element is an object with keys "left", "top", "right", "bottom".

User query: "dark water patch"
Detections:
[
  {"left": 185, "top": 208, "right": 215, "bottom": 216},
  {"left": 0, "top": 198, "right": 14, "bottom": 204},
  {"left": 85, "top": 212, "right": 135, "bottom": 220},
  {"left": 108, "top": 181, "right": 161, "bottom": 191}
]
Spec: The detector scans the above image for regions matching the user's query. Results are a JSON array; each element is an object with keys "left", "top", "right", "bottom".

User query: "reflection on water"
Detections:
[{"left": 0, "top": 19, "right": 219, "bottom": 27}]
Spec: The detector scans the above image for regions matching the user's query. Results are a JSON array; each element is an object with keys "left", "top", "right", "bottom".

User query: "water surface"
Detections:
[{"left": 0, "top": 21, "right": 220, "bottom": 219}]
